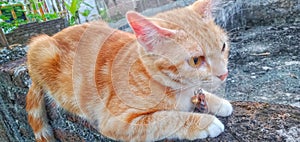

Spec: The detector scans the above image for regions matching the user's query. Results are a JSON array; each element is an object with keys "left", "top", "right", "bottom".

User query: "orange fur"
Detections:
[{"left": 26, "top": 0, "right": 233, "bottom": 141}]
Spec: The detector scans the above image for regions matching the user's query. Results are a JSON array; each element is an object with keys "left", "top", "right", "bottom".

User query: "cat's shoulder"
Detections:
[{"left": 53, "top": 20, "right": 110, "bottom": 37}]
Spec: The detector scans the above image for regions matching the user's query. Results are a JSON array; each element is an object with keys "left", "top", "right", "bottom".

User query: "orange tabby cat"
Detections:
[{"left": 26, "top": 0, "right": 233, "bottom": 141}]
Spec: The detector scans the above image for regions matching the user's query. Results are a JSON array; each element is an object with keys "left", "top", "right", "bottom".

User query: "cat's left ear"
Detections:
[
  {"left": 190, "top": 0, "right": 214, "bottom": 18},
  {"left": 126, "top": 11, "right": 176, "bottom": 51}
]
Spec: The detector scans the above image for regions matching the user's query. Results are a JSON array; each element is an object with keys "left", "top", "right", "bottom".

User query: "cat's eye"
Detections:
[
  {"left": 221, "top": 43, "right": 226, "bottom": 52},
  {"left": 188, "top": 56, "right": 204, "bottom": 68}
]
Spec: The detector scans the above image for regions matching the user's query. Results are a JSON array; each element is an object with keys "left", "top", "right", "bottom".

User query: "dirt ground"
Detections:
[{"left": 224, "top": 22, "right": 300, "bottom": 108}]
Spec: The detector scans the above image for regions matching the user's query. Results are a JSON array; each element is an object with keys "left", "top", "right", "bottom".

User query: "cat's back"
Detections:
[
  {"left": 27, "top": 21, "right": 117, "bottom": 87},
  {"left": 52, "top": 21, "right": 111, "bottom": 51},
  {"left": 27, "top": 21, "right": 136, "bottom": 89}
]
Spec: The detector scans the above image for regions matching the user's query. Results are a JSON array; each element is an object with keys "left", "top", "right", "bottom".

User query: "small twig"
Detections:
[
  {"left": 250, "top": 52, "right": 271, "bottom": 56},
  {"left": 289, "top": 73, "right": 298, "bottom": 79}
]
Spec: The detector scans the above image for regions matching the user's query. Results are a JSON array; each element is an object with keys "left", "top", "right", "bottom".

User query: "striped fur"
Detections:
[{"left": 26, "top": 0, "right": 233, "bottom": 141}]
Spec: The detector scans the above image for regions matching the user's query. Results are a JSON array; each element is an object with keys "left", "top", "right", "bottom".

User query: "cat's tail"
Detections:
[
  {"left": 26, "top": 83, "right": 55, "bottom": 142},
  {"left": 26, "top": 35, "right": 59, "bottom": 142}
]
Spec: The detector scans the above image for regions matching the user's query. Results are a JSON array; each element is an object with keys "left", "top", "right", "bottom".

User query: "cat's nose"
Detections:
[{"left": 217, "top": 72, "right": 228, "bottom": 81}]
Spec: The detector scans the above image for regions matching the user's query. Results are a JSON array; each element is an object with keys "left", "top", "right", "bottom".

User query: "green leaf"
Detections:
[
  {"left": 45, "top": 13, "right": 59, "bottom": 20},
  {"left": 80, "top": 9, "right": 91, "bottom": 17},
  {"left": 64, "top": 0, "right": 84, "bottom": 25}
]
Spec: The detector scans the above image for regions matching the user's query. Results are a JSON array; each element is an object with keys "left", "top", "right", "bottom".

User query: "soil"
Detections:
[
  {"left": 225, "top": 22, "right": 300, "bottom": 108},
  {"left": 200, "top": 101, "right": 300, "bottom": 142},
  {"left": 0, "top": 44, "right": 27, "bottom": 65}
]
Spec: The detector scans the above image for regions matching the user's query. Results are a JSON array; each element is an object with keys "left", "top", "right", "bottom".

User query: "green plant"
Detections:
[
  {"left": 26, "top": 0, "right": 58, "bottom": 22},
  {"left": 80, "top": 9, "right": 91, "bottom": 17},
  {"left": 99, "top": 8, "right": 110, "bottom": 22},
  {"left": 14, "top": 5, "right": 26, "bottom": 17},
  {"left": 80, "top": 9, "right": 91, "bottom": 22},
  {"left": 0, "top": 1, "right": 62, "bottom": 34},
  {"left": 29, "top": 0, "right": 38, "bottom": 14},
  {"left": 44, "top": 13, "right": 59, "bottom": 20},
  {"left": 38, "top": 2, "right": 46, "bottom": 21},
  {"left": 80, "top": 2, "right": 93, "bottom": 22},
  {"left": 0, "top": 2, "right": 27, "bottom": 33},
  {"left": 64, "top": 0, "right": 83, "bottom": 25},
  {"left": 0, "top": 15, "right": 26, "bottom": 33},
  {"left": 0, "top": 21, "right": 16, "bottom": 33},
  {"left": 26, "top": 13, "right": 43, "bottom": 22}
]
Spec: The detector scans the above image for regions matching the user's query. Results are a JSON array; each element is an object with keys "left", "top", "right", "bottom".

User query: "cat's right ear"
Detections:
[
  {"left": 126, "top": 11, "right": 175, "bottom": 51},
  {"left": 190, "top": 0, "right": 213, "bottom": 17}
]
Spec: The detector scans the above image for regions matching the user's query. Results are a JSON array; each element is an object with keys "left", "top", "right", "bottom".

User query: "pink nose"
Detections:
[{"left": 217, "top": 72, "right": 228, "bottom": 81}]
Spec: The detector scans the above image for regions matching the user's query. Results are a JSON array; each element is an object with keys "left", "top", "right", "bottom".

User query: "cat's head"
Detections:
[{"left": 126, "top": 0, "right": 229, "bottom": 91}]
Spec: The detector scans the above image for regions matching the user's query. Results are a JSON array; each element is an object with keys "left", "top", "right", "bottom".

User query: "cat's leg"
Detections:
[
  {"left": 100, "top": 111, "right": 224, "bottom": 141},
  {"left": 26, "top": 83, "right": 55, "bottom": 142},
  {"left": 202, "top": 90, "right": 233, "bottom": 117}
]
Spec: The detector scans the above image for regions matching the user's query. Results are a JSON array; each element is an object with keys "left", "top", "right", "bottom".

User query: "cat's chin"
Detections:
[
  {"left": 201, "top": 85, "right": 219, "bottom": 92},
  {"left": 196, "top": 78, "right": 224, "bottom": 91}
]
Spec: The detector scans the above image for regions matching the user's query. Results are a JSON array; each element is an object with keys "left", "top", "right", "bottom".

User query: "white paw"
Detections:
[
  {"left": 196, "top": 118, "right": 224, "bottom": 139},
  {"left": 207, "top": 118, "right": 224, "bottom": 137},
  {"left": 216, "top": 100, "right": 233, "bottom": 117}
]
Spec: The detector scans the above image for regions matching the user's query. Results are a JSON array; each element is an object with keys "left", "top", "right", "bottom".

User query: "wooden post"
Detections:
[
  {"left": 0, "top": 28, "right": 9, "bottom": 48},
  {"left": 11, "top": 8, "right": 17, "bottom": 20}
]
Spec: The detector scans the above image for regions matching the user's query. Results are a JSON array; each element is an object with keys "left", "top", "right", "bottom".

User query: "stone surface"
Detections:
[
  {"left": 215, "top": 0, "right": 300, "bottom": 30},
  {"left": 0, "top": 44, "right": 28, "bottom": 65},
  {"left": 0, "top": 57, "right": 34, "bottom": 142},
  {"left": 226, "top": 23, "right": 300, "bottom": 107},
  {"left": 1, "top": 18, "right": 68, "bottom": 47},
  {"left": 1, "top": 61, "right": 299, "bottom": 141}
]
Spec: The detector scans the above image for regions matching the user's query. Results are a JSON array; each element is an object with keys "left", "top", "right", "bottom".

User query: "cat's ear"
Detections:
[
  {"left": 190, "top": 0, "right": 213, "bottom": 17},
  {"left": 126, "top": 11, "right": 175, "bottom": 51}
]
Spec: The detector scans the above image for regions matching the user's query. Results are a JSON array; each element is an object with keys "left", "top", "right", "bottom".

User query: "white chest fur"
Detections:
[{"left": 175, "top": 89, "right": 195, "bottom": 112}]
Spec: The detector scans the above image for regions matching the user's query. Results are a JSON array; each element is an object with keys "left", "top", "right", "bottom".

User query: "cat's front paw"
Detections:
[
  {"left": 206, "top": 117, "right": 225, "bottom": 137},
  {"left": 196, "top": 117, "right": 224, "bottom": 139},
  {"left": 215, "top": 100, "right": 233, "bottom": 117}
]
